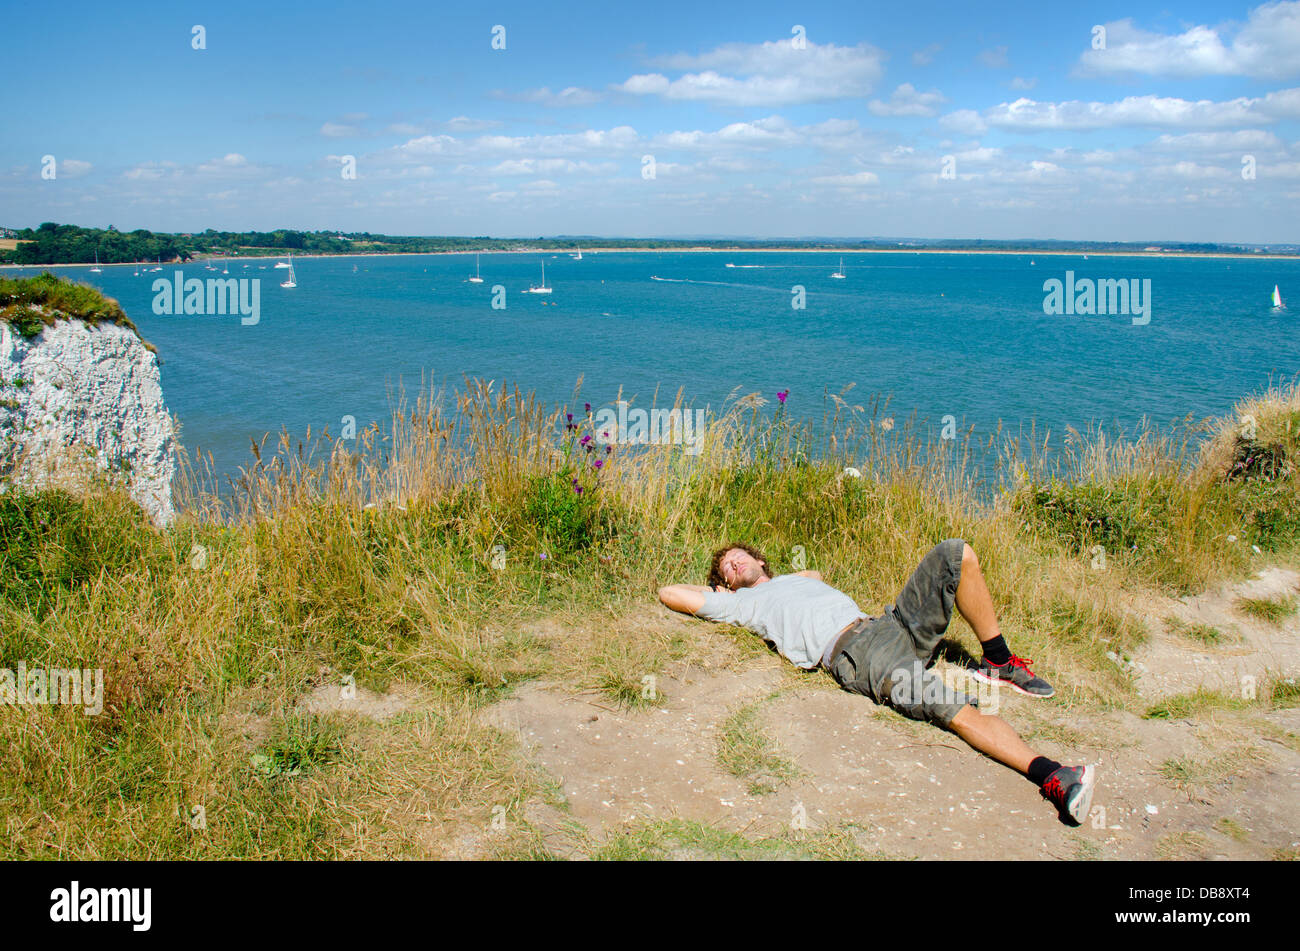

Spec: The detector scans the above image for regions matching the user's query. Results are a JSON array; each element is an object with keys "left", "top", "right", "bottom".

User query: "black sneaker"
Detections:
[
  {"left": 970, "top": 654, "right": 1055, "bottom": 698},
  {"left": 1040, "top": 764, "right": 1097, "bottom": 825}
]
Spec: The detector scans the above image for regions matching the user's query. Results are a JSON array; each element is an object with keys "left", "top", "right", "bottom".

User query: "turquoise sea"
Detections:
[{"left": 19, "top": 250, "right": 1300, "bottom": 490}]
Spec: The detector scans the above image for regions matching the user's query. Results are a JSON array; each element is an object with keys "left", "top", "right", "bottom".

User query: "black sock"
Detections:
[
  {"left": 981, "top": 634, "right": 1011, "bottom": 666},
  {"left": 1028, "top": 756, "right": 1062, "bottom": 786}
]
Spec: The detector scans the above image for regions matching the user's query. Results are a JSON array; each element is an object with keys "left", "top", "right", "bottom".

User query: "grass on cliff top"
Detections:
[
  {"left": 1, "top": 374, "right": 1298, "bottom": 858},
  {"left": 1, "top": 271, "right": 153, "bottom": 351}
]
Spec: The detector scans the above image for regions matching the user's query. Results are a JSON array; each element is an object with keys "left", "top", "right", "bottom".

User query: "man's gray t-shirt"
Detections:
[{"left": 697, "top": 575, "right": 867, "bottom": 669}]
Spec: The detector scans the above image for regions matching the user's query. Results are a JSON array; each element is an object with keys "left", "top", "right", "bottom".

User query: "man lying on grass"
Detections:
[{"left": 658, "top": 538, "right": 1098, "bottom": 825}]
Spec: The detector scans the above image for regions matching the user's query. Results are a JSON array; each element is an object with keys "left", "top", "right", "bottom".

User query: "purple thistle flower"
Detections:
[
  {"left": 566, "top": 412, "right": 573, "bottom": 422},
  {"left": 777, "top": 390, "right": 788, "bottom": 404},
  {"left": 593, "top": 458, "right": 604, "bottom": 469},
  {"left": 604, "top": 445, "right": 611, "bottom": 454},
  {"left": 584, "top": 402, "right": 591, "bottom": 414},
  {"left": 580, "top": 434, "right": 592, "bottom": 446}
]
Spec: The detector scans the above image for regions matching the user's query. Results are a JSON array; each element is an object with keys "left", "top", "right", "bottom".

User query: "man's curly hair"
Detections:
[{"left": 706, "top": 542, "right": 769, "bottom": 590}]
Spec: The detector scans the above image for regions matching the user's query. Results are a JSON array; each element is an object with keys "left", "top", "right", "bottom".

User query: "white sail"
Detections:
[
  {"left": 526, "top": 260, "right": 552, "bottom": 294},
  {"left": 469, "top": 253, "right": 483, "bottom": 283},
  {"left": 831, "top": 256, "right": 846, "bottom": 279},
  {"left": 1273, "top": 285, "right": 1284, "bottom": 308},
  {"left": 280, "top": 254, "right": 296, "bottom": 288}
]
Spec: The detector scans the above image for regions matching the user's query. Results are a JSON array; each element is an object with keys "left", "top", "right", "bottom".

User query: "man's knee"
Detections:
[{"left": 947, "top": 702, "right": 980, "bottom": 731}]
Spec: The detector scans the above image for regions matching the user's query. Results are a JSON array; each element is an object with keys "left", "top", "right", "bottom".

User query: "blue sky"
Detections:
[{"left": 2, "top": 0, "right": 1297, "bottom": 241}]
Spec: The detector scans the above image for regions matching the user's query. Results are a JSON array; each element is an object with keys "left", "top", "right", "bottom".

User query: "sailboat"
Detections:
[
  {"left": 280, "top": 255, "right": 297, "bottom": 288},
  {"left": 274, "top": 258, "right": 291, "bottom": 269},
  {"left": 526, "top": 260, "right": 552, "bottom": 294},
  {"left": 571, "top": 246, "right": 583, "bottom": 260},
  {"left": 468, "top": 253, "right": 484, "bottom": 283},
  {"left": 830, "top": 257, "right": 846, "bottom": 279},
  {"left": 89, "top": 251, "right": 102, "bottom": 273},
  {"left": 1273, "top": 285, "right": 1285, "bottom": 309}
]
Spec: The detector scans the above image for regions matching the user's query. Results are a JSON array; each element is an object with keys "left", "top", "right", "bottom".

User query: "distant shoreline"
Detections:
[{"left": 6, "top": 246, "right": 1300, "bottom": 268}]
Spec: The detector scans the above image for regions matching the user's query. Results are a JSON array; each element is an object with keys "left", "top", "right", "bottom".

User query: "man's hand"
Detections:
[{"left": 658, "top": 583, "right": 723, "bottom": 615}]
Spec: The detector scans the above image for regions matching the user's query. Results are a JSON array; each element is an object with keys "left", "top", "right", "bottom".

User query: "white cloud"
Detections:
[
  {"left": 59, "top": 159, "right": 93, "bottom": 179},
  {"left": 321, "top": 122, "right": 360, "bottom": 138},
  {"left": 1009, "top": 76, "right": 1037, "bottom": 90},
  {"left": 1149, "top": 129, "right": 1284, "bottom": 153},
  {"left": 811, "top": 170, "right": 880, "bottom": 185},
  {"left": 943, "top": 88, "right": 1300, "bottom": 133},
  {"left": 1077, "top": 1, "right": 1300, "bottom": 79},
  {"left": 868, "top": 83, "right": 947, "bottom": 117},
  {"left": 197, "top": 154, "right": 249, "bottom": 173},
  {"left": 490, "top": 158, "right": 618, "bottom": 176},
  {"left": 620, "top": 37, "right": 885, "bottom": 106},
  {"left": 1152, "top": 161, "right": 1229, "bottom": 180},
  {"left": 514, "top": 86, "right": 604, "bottom": 107}
]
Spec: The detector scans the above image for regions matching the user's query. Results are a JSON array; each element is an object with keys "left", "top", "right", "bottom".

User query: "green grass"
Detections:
[
  {"left": 1164, "top": 615, "right": 1235, "bottom": 646},
  {"left": 716, "top": 698, "right": 801, "bottom": 795},
  {"left": 1234, "top": 593, "right": 1298, "bottom": 623},
  {"left": 1, "top": 271, "right": 153, "bottom": 350},
  {"left": 1215, "top": 817, "right": 1249, "bottom": 842},
  {"left": 1143, "top": 676, "right": 1300, "bottom": 719},
  {"left": 587, "top": 818, "right": 895, "bottom": 861}
]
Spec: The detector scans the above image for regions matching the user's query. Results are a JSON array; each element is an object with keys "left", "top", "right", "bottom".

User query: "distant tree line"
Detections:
[{"left": 0, "top": 222, "right": 1287, "bottom": 265}]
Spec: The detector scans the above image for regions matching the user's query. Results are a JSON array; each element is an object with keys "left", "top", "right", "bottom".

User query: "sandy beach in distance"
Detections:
[{"left": 5, "top": 245, "right": 1299, "bottom": 268}]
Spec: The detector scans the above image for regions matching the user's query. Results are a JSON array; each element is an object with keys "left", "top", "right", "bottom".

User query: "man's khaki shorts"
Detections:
[{"left": 827, "top": 538, "right": 977, "bottom": 728}]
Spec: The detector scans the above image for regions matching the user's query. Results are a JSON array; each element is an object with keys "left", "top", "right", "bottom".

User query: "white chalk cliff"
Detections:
[{"left": 0, "top": 316, "right": 176, "bottom": 525}]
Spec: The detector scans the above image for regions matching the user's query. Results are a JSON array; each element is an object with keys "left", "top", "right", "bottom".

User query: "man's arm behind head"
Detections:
[{"left": 658, "top": 583, "right": 723, "bottom": 615}]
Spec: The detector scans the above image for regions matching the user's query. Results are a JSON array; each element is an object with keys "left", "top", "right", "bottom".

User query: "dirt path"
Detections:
[{"left": 472, "top": 565, "right": 1300, "bottom": 860}]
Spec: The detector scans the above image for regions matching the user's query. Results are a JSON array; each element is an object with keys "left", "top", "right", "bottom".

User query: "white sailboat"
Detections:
[
  {"left": 89, "top": 251, "right": 102, "bottom": 273},
  {"left": 468, "top": 253, "right": 484, "bottom": 283},
  {"left": 526, "top": 260, "right": 552, "bottom": 294},
  {"left": 280, "top": 255, "right": 297, "bottom": 288},
  {"left": 571, "top": 246, "right": 583, "bottom": 260},
  {"left": 830, "top": 257, "right": 846, "bottom": 279},
  {"left": 1272, "top": 285, "right": 1285, "bottom": 309},
  {"left": 274, "top": 258, "right": 291, "bottom": 269}
]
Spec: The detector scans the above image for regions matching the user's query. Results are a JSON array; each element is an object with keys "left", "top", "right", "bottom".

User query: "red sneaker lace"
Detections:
[
  {"left": 1042, "top": 774, "right": 1064, "bottom": 801},
  {"left": 1007, "top": 655, "right": 1034, "bottom": 672}
]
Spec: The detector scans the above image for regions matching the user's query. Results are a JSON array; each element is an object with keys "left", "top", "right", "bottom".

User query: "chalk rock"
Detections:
[{"left": 0, "top": 317, "right": 175, "bottom": 525}]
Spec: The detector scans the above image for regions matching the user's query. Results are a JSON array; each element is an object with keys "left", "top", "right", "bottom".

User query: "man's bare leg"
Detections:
[
  {"left": 948, "top": 704, "right": 1035, "bottom": 774},
  {"left": 954, "top": 543, "right": 1001, "bottom": 644}
]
